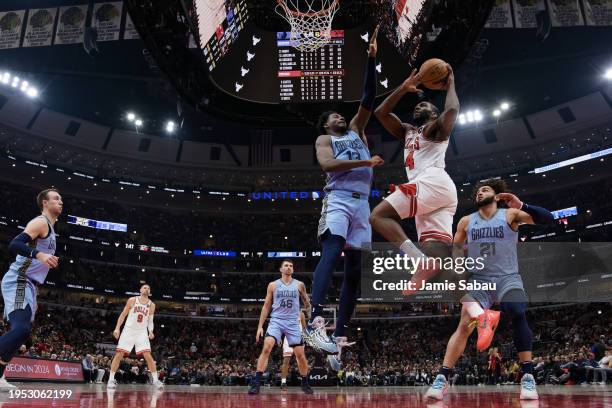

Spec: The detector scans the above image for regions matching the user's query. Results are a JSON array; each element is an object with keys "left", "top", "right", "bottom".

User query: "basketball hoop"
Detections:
[{"left": 275, "top": 0, "right": 340, "bottom": 52}]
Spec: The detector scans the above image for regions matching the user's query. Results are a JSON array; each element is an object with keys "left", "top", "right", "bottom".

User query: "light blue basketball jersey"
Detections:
[
  {"left": 466, "top": 209, "right": 518, "bottom": 277},
  {"left": 7, "top": 215, "right": 56, "bottom": 284},
  {"left": 323, "top": 130, "right": 372, "bottom": 196},
  {"left": 270, "top": 278, "right": 301, "bottom": 321}
]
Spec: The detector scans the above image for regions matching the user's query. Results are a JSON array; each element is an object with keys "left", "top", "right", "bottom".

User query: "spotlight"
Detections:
[
  {"left": 127, "top": 112, "right": 135, "bottom": 121},
  {"left": 26, "top": 87, "right": 38, "bottom": 98},
  {"left": 605, "top": 68, "right": 612, "bottom": 80},
  {"left": 466, "top": 111, "right": 474, "bottom": 123},
  {"left": 1, "top": 72, "right": 9, "bottom": 84},
  {"left": 500, "top": 102, "right": 510, "bottom": 110},
  {"left": 20, "top": 80, "right": 29, "bottom": 91},
  {"left": 474, "top": 110, "right": 483, "bottom": 122},
  {"left": 458, "top": 114, "right": 466, "bottom": 125},
  {"left": 134, "top": 119, "right": 143, "bottom": 127},
  {"left": 165, "top": 121, "right": 175, "bottom": 133},
  {"left": 493, "top": 109, "right": 501, "bottom": 117}
]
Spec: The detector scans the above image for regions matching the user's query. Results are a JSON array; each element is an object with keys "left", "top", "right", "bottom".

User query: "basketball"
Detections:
[{"left": 419, "top": 58, "right": 450, "bottom": 90}]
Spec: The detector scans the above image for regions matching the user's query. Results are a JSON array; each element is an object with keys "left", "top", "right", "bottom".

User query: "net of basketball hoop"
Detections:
[{"left": 275, "top": 0, "right": 340, "bottom": 52}]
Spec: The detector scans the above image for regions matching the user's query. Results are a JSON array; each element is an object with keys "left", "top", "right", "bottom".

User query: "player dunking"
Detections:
[
  {"left": 249, "top": 259, "right": 312, "bottom": 394},
  {"left": 426, "top": 179, "right": 553, "bottom": 401},
  {"left": 107, "top": 284, "right": 163, "bottom": 389},
  {"left": 279, "top": 311, "right": 307, "bottom": 390},
  {"left": 0, "top": 189, "right": 61, "bottom": 390},
  {"left": 370, "top": 65, "right": 459, "bottom": 274},
  {"left": 304, "top": 27, "right": 383, "bottom": 364}
]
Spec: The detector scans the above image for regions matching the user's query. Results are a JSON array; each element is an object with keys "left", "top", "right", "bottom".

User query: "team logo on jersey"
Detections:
[{"left": 133, "top": 305, "right": 149, "bottom": 316}]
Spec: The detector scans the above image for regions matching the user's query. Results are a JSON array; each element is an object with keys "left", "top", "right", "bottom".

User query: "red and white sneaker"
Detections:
[{"left": 469, "top": 309, "right": 501, "bottom": 351}]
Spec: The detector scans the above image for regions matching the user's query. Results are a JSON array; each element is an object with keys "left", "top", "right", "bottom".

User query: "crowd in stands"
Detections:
[{"left": 0, "top": 301, "right": 608, "bottom": 387}]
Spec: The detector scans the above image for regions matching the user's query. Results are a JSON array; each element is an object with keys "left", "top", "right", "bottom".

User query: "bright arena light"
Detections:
[
  {"left": 1, "top": 72, "right": 9, "bottom": 84},
  {"left": 134, "top": 119, "right": 143, "bottom": 127},
  {"left": 493, "top": 109, "right": 501, "bottom": 117},
  {"left": 20, "top": 80, "right": 28, "bottom": 91},
  {"left": 605, "top": 68, "right": 612, "bottom": 79},
  {"left": 474, "top": 110, "right": 483, "bottom": 122},
  {"left": 466, "top": 111, "right": 474, "bottom": 123},
  {"left": 11, "top": 77, "right": 19, "bottom": 87},
  {"left": 458, "top": 114, "right": 466, "bottom": 125},
  {"left": 500, "top": 102, "right": 510, "bottom": 110},
  {"left": 26, "top": 87, "right": 38, "bottom": 98},
  {"left": 165, "top": 121, "right": 176, "bottom": 133},
  {"left": 127, "top": 112, "right": 136, "bottom": 121}
]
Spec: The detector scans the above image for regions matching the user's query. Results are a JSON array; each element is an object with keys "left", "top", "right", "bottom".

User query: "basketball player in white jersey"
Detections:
[
  {"left": 107, "top": 284, "right": 163, "bottom": 389},
  {"left": 370, "top": 65, "right": 459, "bottom": 291},
  {"left": 279, "top": 311, "right": 307, "bottom": 390},
  {"left": 0, "top": 188, "right": 61, "bottom": 390}
]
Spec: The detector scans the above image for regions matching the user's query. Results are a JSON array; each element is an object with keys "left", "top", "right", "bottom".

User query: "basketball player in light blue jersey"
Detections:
[
  {"left": 249, "top": 259, "right": 312, "bottom": 395},
  {"left": 305, "top": 27, "right": 384, "bottom": 367},
  {"left": 426, "top": 179, "right": 553, "bottom": 401},
  {"left": 0, "top": 188, "right": 61, "bottom": 389}
]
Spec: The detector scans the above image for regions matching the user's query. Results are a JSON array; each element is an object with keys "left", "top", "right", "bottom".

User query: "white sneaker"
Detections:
[
  {"left": 0, "top": 376, "right": 16, "bottom": 391},
  {"left": 520, "top": 374, "right": 539, "bottom": 400},
  {"left": 425, "top": 374, "right": 448, "bottom": 400},
  {"left": 107, "top": 379, "right": 118, "bottom": 389},
  {"left": 153, "top": 380, "right": 164, "bottom": 389}
]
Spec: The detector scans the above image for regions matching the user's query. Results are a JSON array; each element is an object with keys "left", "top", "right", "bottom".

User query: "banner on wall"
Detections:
[
  {"left": 23, "top": 8, "right": 57, "bottom": 47},
  {"left": 0, "top": 10, "right": 26, "bottom": 49},
  {"left": 54, "top": 5, "right": 88, "bottom": 45},
  {"left": 512, "top": 0, "right": 545, "bottom": 28},
  {"left": 486, "top": 0, "right": 515, "bottom": 28},
  {"left": 92, "top": 2, "right": 123, "bottom": 42},
  {"left": 5, "top": 357, "right": 84, "bottom": 382},
  {"left": 123, "top": 12, "right": 139, "bottom": 39},
  {"left": 548, "top": 0, "right": 585, "bottom": 26},
  {"left": 583, "top": 0, "right": 612, "bottom": 25}
]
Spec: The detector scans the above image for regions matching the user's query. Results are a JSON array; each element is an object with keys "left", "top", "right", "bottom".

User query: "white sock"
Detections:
[
  {"left": 281, "top": 378, "right": 286, "bottom": 384},
  {"left": 463, "top": 301, "right": 485, "bottom": 319},
  {"left": 109, "top": 371, "right": 115, "bottom": 382},
  {"left": 152, "top": 371, "right": 158, "bottom": 381},
  {"left": 400, "top": 239, "right": 425, "bottom": 259}
]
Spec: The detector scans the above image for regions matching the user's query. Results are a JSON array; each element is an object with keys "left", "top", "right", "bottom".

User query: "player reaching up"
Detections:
[
  {"left": 107, "top": 284, "right": 163, "bottom": 389},
  {"left": 304, "top": 26, "right": 383, "bottom": 368},
  {"left": 425, "top": 179, "right": 553, "bottom": 401}
]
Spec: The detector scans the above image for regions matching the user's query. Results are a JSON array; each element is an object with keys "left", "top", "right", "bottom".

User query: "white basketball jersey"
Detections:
[
  {"left": 404, "top": 125, "right": 449, "bottom": 181},
  {"left": 124, "top": 297, "right": 151, "bottom": 331}
]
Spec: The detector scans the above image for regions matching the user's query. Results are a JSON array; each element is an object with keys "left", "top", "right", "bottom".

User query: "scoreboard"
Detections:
[{"left": 277, "top": 30, "right": 345, "bottom": 102}]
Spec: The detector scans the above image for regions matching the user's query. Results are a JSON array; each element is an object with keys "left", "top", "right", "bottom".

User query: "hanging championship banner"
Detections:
[
  {"left": 512, "top": 0, "right": 545, "bottom": 28},
  {"left": 486, "top": 0, "right": 514, "bottom": 28},
  {"left": 0, "top": 10, "right": 26, "bottom": 49},
  {"left": 23, "top": 8, "right": 57, "bottom": 47},
  {"left": 54, "top": 5, "right": 88, "bottom": 45},
  {"left": 92, "top": 2, "right": 123, "bottom": 41},
  {"left": 547, "top": 0, "right": 585, "bottom": 26},
  {"left": 123, "top": 12, "right": 140, "bottom": 39},
  {"left": 583, "top": 0, "right": 612, "bottom": 26}
]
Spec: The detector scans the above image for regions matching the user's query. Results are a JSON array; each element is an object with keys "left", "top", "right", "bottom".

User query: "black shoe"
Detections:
[
  {"left": 280, "top": 382, "right": 287, "bottom": 390},
  {"left": 301, "top": 381, "right": 313, "bottom": 395},
  {"left": 248, "top": 383, "right": 260, "bottom": 394}
]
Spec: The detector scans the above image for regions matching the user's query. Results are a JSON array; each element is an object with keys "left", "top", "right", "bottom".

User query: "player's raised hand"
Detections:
[
  {"left": 255, "top": 327, "right": 264, "bottom": 343},
  {"left": 149, "top": 332, "right": 155, "bottom": 340},
  {"left": 368, "top": 25, "right": 379, "bottom": 57},
  {"left": 36, "top": 253, "right": 59, "bottom": 268},
  {"left": 402, "top": 69, "right": 422, "bottom": 94},
  {"left": 367, "top": 155, "right": 384, "bottom": 168},
  {"left": 496, "top": 193, "right": 523, "bottom": 209},
  {"left": 442, "top": 64, "right": 455, "bottom": 90},
  {"left": 113, "top": 329, "right": 120, "bottom": 339}
]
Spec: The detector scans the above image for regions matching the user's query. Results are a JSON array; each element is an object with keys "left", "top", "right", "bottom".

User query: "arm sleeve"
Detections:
[
  {"left": 148, "top": 315, "right": 154, "bottom": 332},
  {"left": 521, "top": 203, "right": 555, "bottom": 224},
  {"left": 360, "top": 56, "right": 377, "bottom": 111},
  {"left": 9, "top": 232, "right": 40, "bottom": 259}
]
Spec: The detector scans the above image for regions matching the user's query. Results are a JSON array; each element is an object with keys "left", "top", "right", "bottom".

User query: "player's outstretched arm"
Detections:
[
  {"left": 349, "top": 26, "right": 379, "bottom": 139},
  {"left": 497, "top": 193, "right": 554, "bottom": 229},
  {"left": 256, "top": 282, "right": 274, "bottom": 343},
  {"left": 374, "top": 69, "right": 420, "bottom": 140},
  {"left": 113, "top": 297, "right": 135, "bottom": 339},
  {"left": 426, "top": 65, "right": 459, "bottom": 142},
  {"left": 9, "top": 218, "right": 59, "bottom": 268},
  {"left": 316, "top": 134, "right": 384, "bottom": 172}
]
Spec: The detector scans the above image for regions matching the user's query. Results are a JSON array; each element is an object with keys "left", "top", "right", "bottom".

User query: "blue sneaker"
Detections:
[
  {"left": 520, "top": 374, "right": 539, "bottom": 400},
  {"left": 303, "top": 316, "right": 338, "bottom": 355},
  {"left": 425, "top": 374, "right": 448, "bottom": 400}
]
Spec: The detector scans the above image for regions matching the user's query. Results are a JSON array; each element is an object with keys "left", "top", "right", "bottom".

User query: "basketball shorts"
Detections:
[
  {"left": 117, "top": 327, "right": 151, "bottom": 355},
  {"left": 317, "top": 190, "right": 372, "bottom": 250},
  {"left": 385, "top": 167, "right": 457, "bottom": 243},
  {"left": 266, "top": 318, "right": 303, "bottom": 348},
  {"left": 466, "top": 273, "right": 526, "bottom": 310},
  {"left": 2, "top": 268, "right": 38, "bottom": 322}
]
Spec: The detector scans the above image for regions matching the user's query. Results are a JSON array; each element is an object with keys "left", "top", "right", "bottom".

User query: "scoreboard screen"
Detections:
[{"left": 277, "top": 31, "right": 344, "bottom": 102}]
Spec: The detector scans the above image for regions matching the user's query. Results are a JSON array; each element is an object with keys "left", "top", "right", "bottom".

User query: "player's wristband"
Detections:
[
  {"left": 9, "top": 232, "right": 39, "bottom": 259},
  {"left": 520, "top": 202, "right": 554, "bottom": 224}
]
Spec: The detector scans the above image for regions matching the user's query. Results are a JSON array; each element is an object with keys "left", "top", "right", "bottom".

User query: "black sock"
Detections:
[
  {"left": 301, "top": 374, "right": 310, "bottom": 385},
  {"left": 253, "top": 371, "right": 262, "bottom": 384},
  {"left": 0, "top": 364, "right": 5, "bottom": 377},
  {"left": 439, "top": 366, "right": 451, "bottom": 380},
  {"left": 521, "top": 361, "right": 533, "bottom": 375}
]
